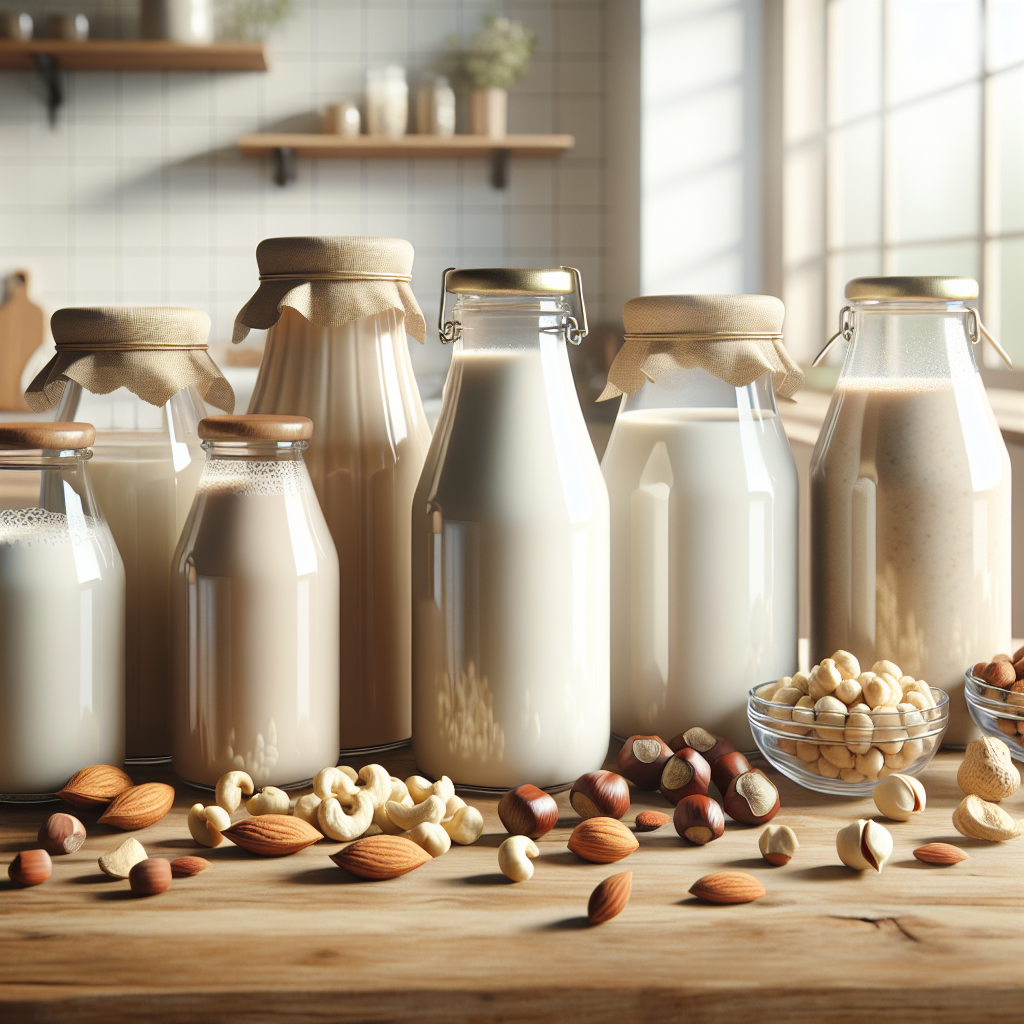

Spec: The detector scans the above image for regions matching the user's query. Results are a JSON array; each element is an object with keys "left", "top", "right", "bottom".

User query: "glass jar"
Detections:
[
  {"left": 412, "top": 268, "right": 610, "bottom": 790},
  {"left": 415, "top": 76, "right": 456, "bottom": 136},
  {"left": 0, "top": 422, "right": 125, "bottom": 800},
  {"left": 366, "top": 65, "right": 408, "bottom": 138},
  {"left": 27, "top": 307, "right": 235, "bottom": 763},
  {"left": 810, "top": 276, "right": 1012, "bottom": 746},
  {"left": 600, "top": 295, "right": 802, "bottom": 749},
  {"left": 236, "top": 237, "right": 431, "bottom": 754},
  {"left": 171, "top": 415, "right": 340, "bottom": 789}
]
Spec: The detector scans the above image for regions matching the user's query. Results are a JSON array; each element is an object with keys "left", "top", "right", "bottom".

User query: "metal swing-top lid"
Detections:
[{"left": 845, "top": 276, "right": 980, "bottom": 302}]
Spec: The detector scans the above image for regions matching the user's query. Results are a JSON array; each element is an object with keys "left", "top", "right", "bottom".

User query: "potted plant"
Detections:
[{"left": 443, "top": 16, "right": 537, "bottom": 137}]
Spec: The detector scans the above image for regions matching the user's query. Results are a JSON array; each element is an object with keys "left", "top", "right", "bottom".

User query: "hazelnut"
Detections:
[
  {"left": 8, "top": 849, "right": 52, "bottom": 887},
  {"left": 709, "top": 750, "right": 752, "bottom": 796},
  {"left": 129, "top": 858, "right": 172, "bottom": 897},
  {"left": 723, "top": 769, "right": 780, "bottom": 825},
  {"left": 758, "top": 823, "right": 799, "bottom": 865},
  {"left": 673, "top": 794, "right": 725, "bottom": 845},
  {"left": 569, "top": 771, "right": 630, "bottom": 820},
  {"left": 616, "top": 735, "right": 672, "bottom": 789},
  {"left": 37, "top": 812, "right": 86, "bottom": 855},
  {"left": 668, "top": 727, "right": 737, "bottom": 766},
  {"left": 497, "top": 784, "right": 559, "bottom": 838},
  {"left": 659, "top": 747, "right": 710, "bottom": 804}
]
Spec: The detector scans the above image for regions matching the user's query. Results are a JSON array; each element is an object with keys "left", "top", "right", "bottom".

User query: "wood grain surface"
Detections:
[
  {"left": 0, "top": 41, "right": 267, "bottom": 72},
  {"left": 237, "top": 133, "right": 576, "bottom": 159},
  {"left": 1, "top": 749, "right": 1022, "bottom": 1024}
]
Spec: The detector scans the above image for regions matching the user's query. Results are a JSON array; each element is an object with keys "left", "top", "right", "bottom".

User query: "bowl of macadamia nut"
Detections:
[
  {"left": 965, "top": 648, "right": 1024, "bottom": 762},
  {"left": 748, "top": 651, "right": 948, "bottom": 796}
]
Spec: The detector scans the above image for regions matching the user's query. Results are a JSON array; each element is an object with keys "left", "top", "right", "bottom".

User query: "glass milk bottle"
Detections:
[
  {"left": 811, "top": 277, "right": 1012, "bottom": 746},
  {"left": 234, "top": 237, "right": 431, "bottom": 754},
  {"left": 171, "top": 415, "right": 340, "bottom": 788},
  {"left": 412, "top": 268, "right": 610, "bottom": 790},
  {"left": 0, "top": 423, "right": 125, "bottom": 799},
  {"left": 600, "top": 295, "right": 802, "bottom": 749},
  {"left": 26, "top": 307, "right": 234, "bottom": 763}
]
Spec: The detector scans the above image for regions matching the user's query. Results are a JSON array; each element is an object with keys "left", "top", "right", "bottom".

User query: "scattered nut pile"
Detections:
[
  {"left": 971, "top": 646, "right": 1024, "bottom": 741},
  {"left": 758, "top": 651, "right": 941, "bottom": 782}
]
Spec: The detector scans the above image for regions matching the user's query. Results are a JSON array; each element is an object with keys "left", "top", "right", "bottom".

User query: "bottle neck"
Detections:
[
  {"left": 621, "top": 368, "right": 779, "bottom": 416},
  {"left": 202, "top": 440, "right": 308, "bottom": 462},
  {"left": 454, "top": 295, "right": 574, "bottom": 353}
]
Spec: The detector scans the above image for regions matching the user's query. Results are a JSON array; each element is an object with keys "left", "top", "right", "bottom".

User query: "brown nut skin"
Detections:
[
  {"left": 8, "top": 849, "right": 52, "bottom": 887},
  {"left": 635, "top": 810, "right": 672, "bottom": 832},
  {"left": 37, "top": 812, "right": 86, "bottom": 855},
  {"left": 659, "top": 748, "right": 711, "bottom": 804},
  {"left": 129, "top": 858, "right": 172, "bottom": 896},
  {"left": 673, "top": 794, "right": 725, "bottom": 845},
  {"left": 616, "top": 735, "right": 672, "bottom": 790},
  {"left": 723, "top": 769, "right": 781, "bottom": 825},
  {"left": 497, "top": 784, "right": 559, "bottom": 838},
  {"left": 569, "top": 771, "right": 630, "bottom": 820},
  {"left": 668, "top": 728, "right": 737, "bottom": 766},
  {"left": 710, "top": 750, "right": 753, "bottom": 796}
]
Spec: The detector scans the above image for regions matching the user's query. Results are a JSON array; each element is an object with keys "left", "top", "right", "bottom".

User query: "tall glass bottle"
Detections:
[{"left": 412, "top": 268, "right": 610, "bottom": 790}]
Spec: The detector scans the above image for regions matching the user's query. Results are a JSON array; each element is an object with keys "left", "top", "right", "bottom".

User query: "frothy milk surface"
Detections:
[
  {"left": 171, "top": 459, "right": 340, "bottom": 788},
  {"left": 811, "top": 377, "right": 1011, "bottom": 744},
  {"left": 412, "top": 346, "right": 610, "bottom": 790},
  {"left": 0, "top": 508, "right": 125, "bottom": 796},
  {"left": 603, "top": 407, "right": 798, "bottom": 748}
]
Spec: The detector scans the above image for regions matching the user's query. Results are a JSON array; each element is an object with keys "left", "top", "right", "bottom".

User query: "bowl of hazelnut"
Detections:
[
  {"left": 965, "top": 649, "right": 1024, "bottom": 762},
  {"left": 747, "top": 651, "right": 948, "bottom": 796}
]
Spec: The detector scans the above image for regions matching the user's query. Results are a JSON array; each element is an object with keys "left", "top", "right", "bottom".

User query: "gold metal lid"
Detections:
[
  {"left": 845, "top": 276, "right": 979, "bottom": 301},
  {"left": 0, "top": 422, "right": 95, "bottom": 450},
  {"left": 445, "top": 268, "right": 575, "bottom": 296},
  {"left": 199, "top": 415, "right": 313, "bottom": 442}
]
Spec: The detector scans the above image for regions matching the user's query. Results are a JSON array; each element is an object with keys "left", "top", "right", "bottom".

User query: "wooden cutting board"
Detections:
[{"left": 0, "top": 270, "right": 44, "bottom": 411}]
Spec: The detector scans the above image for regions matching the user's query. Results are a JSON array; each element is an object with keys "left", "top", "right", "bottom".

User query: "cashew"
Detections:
[
  {"left": 814, "top": 695, "right": 847, "bottom": 742},
  {"left": 358, "top": 764, "right": 392, "bottom": 809},
  {"left": 187, "top": 803, "right": 230, "bottom": 848},
  {"left": 839, "top": 768, "right": 866, "bottom": 783},
  {"left": 844, "top": 712, "right": 874, "bottom": 754},
  {"left": 432, "top": 776, "right": 455, "bottom": 804},
  {"left": 819, "top": 743, "right": 854, "bottom": 769},
  {"left": 808, "top": 659, "right": 842, "bottom": 698},
  {"left": 855, "top": 747, "right": 884, "bottom": 781},
  {"left": 789, "top": 672, "right": 811, "bottom": 695},
  {"left": 796, "top": 741, "right": 819, "bottom": 762},
  {"left": 498, "top": 835, "right": 539, "bottom": 881},
  {"left": 817, "top": 756, "right": 841, "bottom": 779},
  {"left": 441, "top": 804, "right": 484, "bottom": 845},
  {"left": 246, "top": 786, "right": 291, "bottom": 816},
  {"left": 831, "top": 650, "right": 860, "bottom": 680},
  {"left": 443, "top": 793, "right": 467, "bottom": 821},
  {"left": 871, "top": 659, "right": 903, "bottom": 680},
  {"left": 873, "top": 708, "right": 907, "bottom": 754},
  {"left": 759, "top": 681, "right": 784, "bottom": 701},
  {"left": 389, "top": 777, "right": 413, "bottom": 806},
  {"left": 834, "top": 678, "right": 863, "bottom": 705},
  {"left": 406, "top": 775, "right": 434, "bottom": 803},
  {"left": 339, "top": 765, "right": 358, "bottom": 782},
  {"left": 314, "top": 766, "right": 358, "bottom": 801},
  {"left": 777, "top": 738, "right": 799, "bottom": 755},
  {"left": 792, "top": 696, "right": 816, "bottom": 732},
  {"left": 318, "top": 791, "right": 374, "bottom": 841},
  {"left": 293, "top": 793, "right": 322, "bottom": 827},
  {"left": 386, "top": 794, "right": 446, "bottom": 830},
  {"left": 215, "top": 770, "right": 254, "bottom": 814},
  {"left": 373, "top": 803, "right": 404, "bottom": 835},
  {"left": 952, "top": 794, "right": 1024, "bottom": 841},
  {"left": 403, "top": 822, "right": 451, "bottom": 858}
]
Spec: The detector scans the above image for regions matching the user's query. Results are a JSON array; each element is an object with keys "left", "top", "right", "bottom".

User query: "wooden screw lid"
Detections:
[
  {"left": 198, "top": 415, "right": 313, "bottom": 442},
  {"left": 0, "top": 421, "right": 96, "bottom": 450}
]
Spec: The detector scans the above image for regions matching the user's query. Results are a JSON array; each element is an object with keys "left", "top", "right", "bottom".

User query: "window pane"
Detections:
[
  {"left": 889, "top": 84, "right": 980, "bottom": 243},
  {"left": 828, "top": 118, "right": 882, "bottom": 249},
  {"left": 987, "top": 0, "right": 1024, "bottom": 73},
  {"left": 998, "top": 238, "right": 1024, "bottom": 366},
  {"left": 891, "top": 240, "right": 981, "bottom": 280},
  {"left": 827, "top": 250, "right": 883, "bottom": 363},
  {"left": 828, "top": 0, "right": 882, "bottom": 124},
  {"left": 888, "top": 0, "right": 981, "bottom": 106},
  {"left": 989, "top": 66, "right": 1024, "bottom": 234}
]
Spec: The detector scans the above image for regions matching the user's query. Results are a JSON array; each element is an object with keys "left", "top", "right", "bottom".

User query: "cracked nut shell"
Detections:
[
  {"left": 37, "top": 812, "right": 86, "bottom": 855},
  {"left": 659, "top": 747, "right": 711, "bottom": 804},
  {"left": 710, "top": 750, "right": 753, "bottom": 796},
  {"left": 723, "top": 769, "right": 780, "bottom": 825},
  {"left": 616, "top": 735, "right": 672, "bottom": 789}
]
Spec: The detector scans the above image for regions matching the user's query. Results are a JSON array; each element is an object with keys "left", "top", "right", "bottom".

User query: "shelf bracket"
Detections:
[
  {"left": 31, "top": 54, "right": 63, "bottom": 127},
  {"left": 490, "top": 148, "right": 510, "bottom": 189},
  {"left": 273, "top": 146, "right": 296, "bottom": 186}
]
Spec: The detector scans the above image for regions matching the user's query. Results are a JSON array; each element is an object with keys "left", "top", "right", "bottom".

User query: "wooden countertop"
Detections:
[{"left": 2, "top": 749, "right": 1022, "bottom": 1023}]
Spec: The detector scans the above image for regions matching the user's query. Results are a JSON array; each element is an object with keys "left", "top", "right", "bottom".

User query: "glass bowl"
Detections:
[
  {"left": 964, "top": 670, "right": 1024, "bottom": 762},
  {"left": 748, "top": 684, "right": 948, "bottom": 796}
]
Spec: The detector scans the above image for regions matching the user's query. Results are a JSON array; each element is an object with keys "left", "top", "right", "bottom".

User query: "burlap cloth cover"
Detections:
[
  {"left": 232, "top": 236, "right": 426, "bottom": 343},
  {"left": 26, "top": 306, "right": 235, "bottom": 412},
  {"left": 599, "top": 294, "right": 804, "bottom": 400}
]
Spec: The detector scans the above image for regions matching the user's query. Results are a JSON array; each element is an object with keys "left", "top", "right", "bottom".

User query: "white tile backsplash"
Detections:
[{"left": 0, "top": 0, "right": 606, "bottom": 383}]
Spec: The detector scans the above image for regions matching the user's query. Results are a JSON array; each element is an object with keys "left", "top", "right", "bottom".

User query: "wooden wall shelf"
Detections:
[
  {"left": 0, "top": 41, "right": 267, "bottom": 122},
  {"left": 237, "top": 132, "right": 576, "bottom": 189}
]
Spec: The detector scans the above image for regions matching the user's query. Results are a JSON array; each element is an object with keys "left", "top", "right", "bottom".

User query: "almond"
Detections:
[
  {"left": 129, "top": 858, "right": 172, "bottom": 896},
  {"left": 97, "top": 783, "right": 175, "bottom": 830},
  {"left": 330, "top": 835, "right": 432, "bottom": 879},
  {"left": 689, "top": 870, "right": 766, "bottom": 904},
  {"left": 57, "top": 764, "right": 134, "bottom": 809},
  {"left": 587, "top": 871, "right": 632, "bottom": 925},
  {"left": 913, "top": 842, "right": 969, "bottom": 865},
  {"left": 223, "top": 814, "right": 322, "bottom": 856},
  {"left": 98, "top": 837, "right": 147, "bottom": 878},
  {"left": 635, "top": 810, "right": 672, "bottom": 832},
  {"left": 170, "top": 856, "right": 211, "bottom": 877},
  {"left": 567, "top": 816, "right": 639, "bottom": 863}
]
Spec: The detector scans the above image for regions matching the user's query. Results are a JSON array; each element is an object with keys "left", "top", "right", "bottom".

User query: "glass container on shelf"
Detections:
[
  {"left": 171, "top": 415, "right": 339, "bottom": 789},
  {"left": 233, "top": 236, "right": 430, "bottom": 754},
  {"left": 0, "top": 422, "right": 125, "bottom": 800},
  {"left": 25, "top": 307, "right": 234, "bottom": 763},
  {"left": 810, "top": 276, "right": 1012, "bottom": 747},
  {"left": 412, "top": 267, "right": 610, "bottom": 790},
  {"left": 600, "top": 295, "right": 802, "bottom": 750},
  {"left": 365, "top": 65, "right": 408, "bottom": 138}
]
